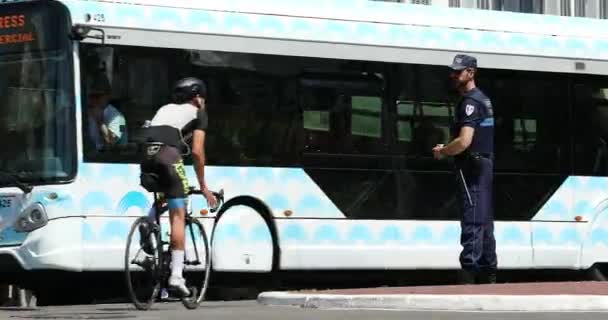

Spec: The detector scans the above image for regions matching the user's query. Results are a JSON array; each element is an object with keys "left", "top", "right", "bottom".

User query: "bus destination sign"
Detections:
[{"left": 0, "top": 14, "right": 35, "bottom": 45}]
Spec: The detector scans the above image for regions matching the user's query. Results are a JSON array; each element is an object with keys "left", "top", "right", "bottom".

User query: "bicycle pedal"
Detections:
[
  {"left": 184, "top": 287, "right": 197, "bottom": 299},
  {"left": 159, "top": 293, "right": 181, "bottom": 302},
  {"left": 166, "top": 286, "right": 191, "bottom": 298}
]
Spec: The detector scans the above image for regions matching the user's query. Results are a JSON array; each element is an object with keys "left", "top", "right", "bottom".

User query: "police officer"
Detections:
[{"left": 432, "top": 54, "right": 497, "bottom": 284}]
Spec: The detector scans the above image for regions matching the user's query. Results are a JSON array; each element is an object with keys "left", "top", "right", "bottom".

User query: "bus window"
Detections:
[
  {"left": 299, "top": 74, "right": 386, "bottom": 156},
  {"left": 513, "top": 118, "right": 537, "bottom": 152},
  {"left": 388, "top": 64, "right": 460, "bottom": 220},
  {"left": 573, "top": 81, "right": 608, "bottom": 176},
  {"left": 78, "top": 46, "right": 308, "bottom": 167},
  {"left": 80, "top": 44, "right": 138, "bottom": 162},
  {"left": 0, "top": 1, "right": 75, "bottom": 183},
  {"left": 351, "top": 96, "right": 382, "bottom": 139},
  {"left": 303, "top": 110, "right": 329, "bottom": 132},
  {"left": 395, "top": 64, "right": 454, "bottom": 169},
  {"left": 488, "top": 75, "right": 570, "bottom": 174},
  {"left": 396, "top": 102, "right": 414, "bottom": 143},
  {"left": 297, "top": 73, "right": 409, "bottom": 219},
  {"left": 483, "top": 71, "right": 571, "bottom": 221}
]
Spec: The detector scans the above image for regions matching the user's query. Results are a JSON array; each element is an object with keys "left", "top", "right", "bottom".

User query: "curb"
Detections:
[{"left": 257, "top": 292, "right": 608, "bottom": 311}]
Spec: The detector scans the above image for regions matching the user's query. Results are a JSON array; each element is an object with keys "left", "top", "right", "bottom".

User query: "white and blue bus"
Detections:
[{"left": 1, "top": 0, "right": 608, "bottom": 304}]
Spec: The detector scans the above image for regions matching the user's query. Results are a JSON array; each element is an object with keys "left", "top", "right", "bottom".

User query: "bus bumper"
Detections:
[{"left": 0, "top": 217, "right": 84, "bottom": 274}]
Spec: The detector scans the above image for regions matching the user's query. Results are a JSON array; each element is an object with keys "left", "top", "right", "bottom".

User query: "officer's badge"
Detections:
[{"left": 465, "top": 104, "right": 475, "bottom": 116}]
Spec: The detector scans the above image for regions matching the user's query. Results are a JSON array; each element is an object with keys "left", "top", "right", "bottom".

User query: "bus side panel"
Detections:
[
  {"left": 74, "top": 162, "right": 345, "bottom": 271},
  {"left": 581, "top": 207, "right": 608, "bottom": 269},
  {"left": 75, "top": 163, "right": 344, "bottom": 219},
  {"left": 531, "top": 177, "right": 607, "bottom": 223},
  {"left": 580, "top": 177, "right": 608, "bottom": 269},
  {"left": 532, "top": 222, "right": 586, "bottom": 268},
  {"left": 531, "top": 176, "right": 608, "bottom": 270},
  {"left": 276, "top": 219, "right": 533, "bottom": 270},
  {"left": 81, "top": 215, "right": 139, "bottom": 271}
]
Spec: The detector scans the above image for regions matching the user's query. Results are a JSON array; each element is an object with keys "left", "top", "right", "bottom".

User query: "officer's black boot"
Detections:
[
  {"left": 459, "top": 269, "right": 476, "bottom": 285},
  {"left": 477, "top": 270, "right": 497, "bottom": 284}
]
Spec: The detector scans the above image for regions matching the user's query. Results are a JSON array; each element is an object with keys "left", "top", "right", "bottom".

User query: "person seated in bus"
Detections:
[{"left": 85, "top": 75, "right": 128, "bottom": 152}]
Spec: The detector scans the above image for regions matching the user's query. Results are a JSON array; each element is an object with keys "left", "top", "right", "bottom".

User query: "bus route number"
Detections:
[
  {"left": 0, "top": 198, "right": 12, "bottom": 208},
  {"left": 93, "top": 14, "right": 105, "bottom": 23},
  {"left": 86, "top": 13, "right": 106, "bottom": 23}
]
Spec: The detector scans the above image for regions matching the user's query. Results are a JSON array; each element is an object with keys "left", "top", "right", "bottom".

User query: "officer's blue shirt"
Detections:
[{"left": 452, "top": 87, "right": 494, "bottom": 157}]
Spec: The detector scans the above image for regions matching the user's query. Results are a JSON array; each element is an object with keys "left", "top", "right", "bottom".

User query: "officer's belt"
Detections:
[{"left": 471, "top": 152, "right": 493, "bottom": 160}]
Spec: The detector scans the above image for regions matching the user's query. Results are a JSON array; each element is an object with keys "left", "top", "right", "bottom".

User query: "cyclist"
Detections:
[{"left": 139, "top": 77, "right": 217, "bottom": 295}]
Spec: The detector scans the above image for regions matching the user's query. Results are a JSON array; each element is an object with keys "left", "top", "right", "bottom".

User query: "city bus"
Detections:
[{"left": 1, "top": 0, "right": 607, "bottom": 304}]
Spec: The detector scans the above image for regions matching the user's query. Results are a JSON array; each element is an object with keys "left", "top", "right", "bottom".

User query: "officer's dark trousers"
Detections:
[{"left": 456, "top": 157, "right": 497, "bottom": 272}]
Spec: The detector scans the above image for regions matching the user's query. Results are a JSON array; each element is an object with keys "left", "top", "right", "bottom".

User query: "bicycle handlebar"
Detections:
[{"left": 188, "top": 187, "right": 225, "bottom": 213}]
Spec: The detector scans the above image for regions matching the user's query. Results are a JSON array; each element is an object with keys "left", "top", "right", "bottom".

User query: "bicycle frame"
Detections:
[{"left": 151, "top": 188, "right": 223, "bottom": 267}]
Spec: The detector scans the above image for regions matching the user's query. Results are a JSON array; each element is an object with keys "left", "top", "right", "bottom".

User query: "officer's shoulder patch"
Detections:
[{"left": 465, "top": 104, "right": 475, "bottom": 116}]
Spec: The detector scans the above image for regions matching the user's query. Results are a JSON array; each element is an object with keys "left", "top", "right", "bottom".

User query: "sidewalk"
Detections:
[{"left": 257, "top": 281, "right": 608, "bottom": 311}]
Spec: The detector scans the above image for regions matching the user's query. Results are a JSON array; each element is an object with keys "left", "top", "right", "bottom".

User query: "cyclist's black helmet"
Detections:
[{"left": 172, "top": 77, "right": 207, "bottom": 104}]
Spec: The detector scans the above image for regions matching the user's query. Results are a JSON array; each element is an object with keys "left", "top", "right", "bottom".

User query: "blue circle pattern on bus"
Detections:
[
  {"left": 63, "top": 0, "right": 608, "bottom": 61},
  {"left": 31, "top": 161, "right": 607, "bottom": 251},
  {"left": 116, "top": 191, "right": 150, "bottom": 215}
]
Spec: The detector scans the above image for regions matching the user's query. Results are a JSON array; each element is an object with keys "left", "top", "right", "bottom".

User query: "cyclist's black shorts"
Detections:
[{"left": 140, "top": 144, "right": 189, "bottom": 200}]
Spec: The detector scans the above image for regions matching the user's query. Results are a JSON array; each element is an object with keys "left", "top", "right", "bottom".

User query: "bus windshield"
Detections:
[{"left": 0, "top": 1, "right": 75, "bottom": 185}]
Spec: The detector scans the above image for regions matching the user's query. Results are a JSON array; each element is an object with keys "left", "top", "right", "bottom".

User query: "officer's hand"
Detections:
[{"left": 432, "top": 144, "right": 445, "bottom": 160}]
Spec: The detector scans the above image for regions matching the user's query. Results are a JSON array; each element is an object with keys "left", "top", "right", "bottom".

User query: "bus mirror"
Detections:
[{"left": 71, "top": 25, "right": 105, "bottom": 44}]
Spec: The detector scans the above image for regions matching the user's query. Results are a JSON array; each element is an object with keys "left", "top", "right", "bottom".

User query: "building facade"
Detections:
[{"left": 382, "top": 0, "right": 608, "bottom": 19}]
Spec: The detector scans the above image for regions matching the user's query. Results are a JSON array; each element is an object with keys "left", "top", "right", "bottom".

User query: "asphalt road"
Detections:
[{"left": 0, "top": 300, "right": 606, "bottom": 320}]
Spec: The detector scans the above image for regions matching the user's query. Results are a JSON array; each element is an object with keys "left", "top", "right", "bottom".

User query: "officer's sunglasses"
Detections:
[{"left": 450, "top": 68, "right": 474, "bottom": 76}]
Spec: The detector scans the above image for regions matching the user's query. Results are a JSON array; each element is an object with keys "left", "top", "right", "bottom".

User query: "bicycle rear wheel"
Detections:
[
  {"left": 124, "top": 217, "right": 163, "bottom": 310},
  {"left": 181, "top": 218, "right": 212, "bottom": 309}
]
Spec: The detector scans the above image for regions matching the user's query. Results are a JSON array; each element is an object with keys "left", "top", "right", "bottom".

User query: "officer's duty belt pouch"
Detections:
[{"left": 467, "top": 153, "right": 484, "bottom": 176}]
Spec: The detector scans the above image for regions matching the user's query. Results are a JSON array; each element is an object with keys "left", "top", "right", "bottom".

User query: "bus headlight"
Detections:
[{"left": 14, "top": 203, "right": 48, "bottom": 233}]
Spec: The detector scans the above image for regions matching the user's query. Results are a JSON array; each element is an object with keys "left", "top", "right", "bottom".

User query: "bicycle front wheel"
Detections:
[
  {"left": 181, "top": 218, "right": 212, "bottom": 309},
  {"left": 124, "top": 217, "right": 163, "bottom": 310}
]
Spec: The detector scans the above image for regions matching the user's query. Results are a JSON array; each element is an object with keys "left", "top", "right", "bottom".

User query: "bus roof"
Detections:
[
  {"left": 55, "top": 0, "right": 608, "bottom": 71},
  {"left": 73, "top": 0, "right": 608, "bottom": 41}
]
